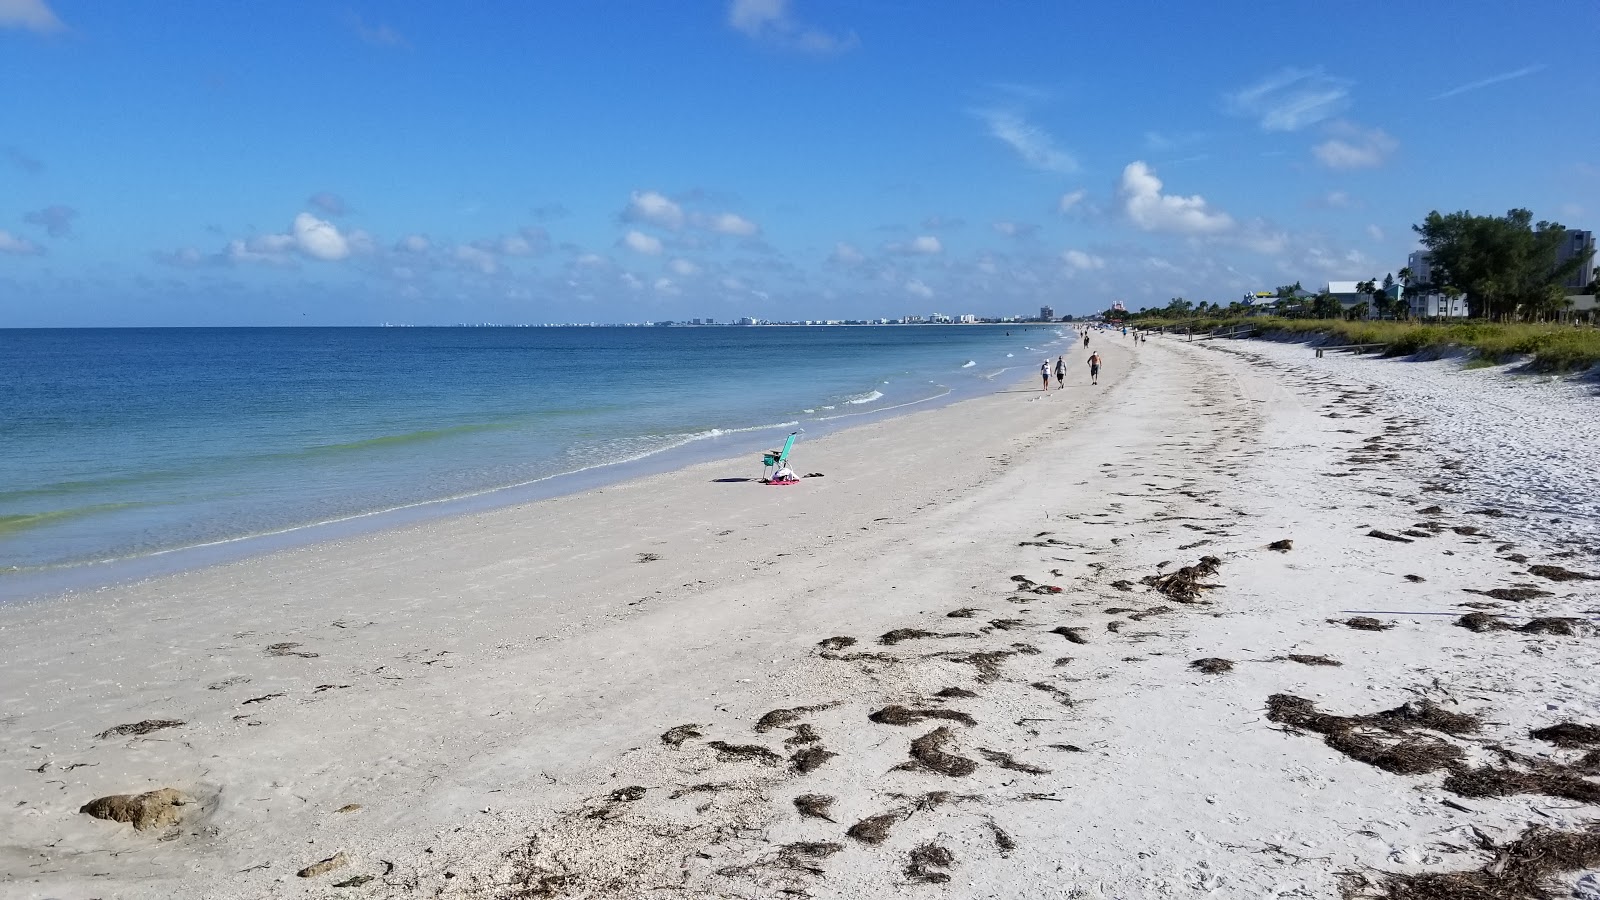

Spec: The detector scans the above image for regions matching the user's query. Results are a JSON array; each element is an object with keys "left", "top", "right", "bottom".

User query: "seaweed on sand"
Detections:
[
  {"left": 1348, "top": 823, "right": 1600, "bottom": 900},
  {"left": 895, "top": 726, "right": 978, "bottom": 777},
  {"left": 1190, "top": 658, "right": 1234, "bottom": 675},
  {"left": 706, "top": 741, "right": 783, "bottom": 766},
  {"left": 1139, "top": 556, "right": 1223, "bottom": 603},
  {"left": 793, "top": 794, "right": 835, "bottom": 822},
  {"left": 868, "top": 705, "right": 976, "bottom": 727}
]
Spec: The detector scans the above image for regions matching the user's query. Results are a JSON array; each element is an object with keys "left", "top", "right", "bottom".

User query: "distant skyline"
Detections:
[{"left": 3, "top": 0, "right": 1598, "bottom": 326}]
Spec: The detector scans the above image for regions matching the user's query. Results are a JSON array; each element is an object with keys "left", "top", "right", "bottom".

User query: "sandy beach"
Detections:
[{"left": 5, "top": 332, "right": 1600, "bottom": 900}]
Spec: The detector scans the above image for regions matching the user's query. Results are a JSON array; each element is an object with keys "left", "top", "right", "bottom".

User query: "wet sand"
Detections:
[{"left": 5, "top": 332, "right": 1600, "bottom": 899}]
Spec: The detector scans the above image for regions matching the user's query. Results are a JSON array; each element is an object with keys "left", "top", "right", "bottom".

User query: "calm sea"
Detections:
[{"left": 1, "top": 325, "right": 1065, "bottom": 590}]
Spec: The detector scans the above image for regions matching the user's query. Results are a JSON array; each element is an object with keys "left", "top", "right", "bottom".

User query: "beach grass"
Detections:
[{"left": 1142, "top": 318, "right": 1600, "bottom": 372}]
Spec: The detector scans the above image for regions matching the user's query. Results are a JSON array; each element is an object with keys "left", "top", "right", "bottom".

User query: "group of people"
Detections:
[{"left": 1036, "top": 324, "right": 1157, "bottom": 392}]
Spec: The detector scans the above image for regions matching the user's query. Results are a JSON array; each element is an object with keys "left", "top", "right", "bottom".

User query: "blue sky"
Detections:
[{"left": 3, "top": 0, "right": 1597, "bottom": 326}]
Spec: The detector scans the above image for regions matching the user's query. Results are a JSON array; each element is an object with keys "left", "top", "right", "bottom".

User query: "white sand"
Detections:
[{"left": 4, "top": 332, "right": 1599, "bottom": 899}]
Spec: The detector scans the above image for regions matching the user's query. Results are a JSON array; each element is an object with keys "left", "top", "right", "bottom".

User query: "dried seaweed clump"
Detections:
[
  {"left": 1190, "top": 657, "right": 1234, "bottom": 675},
  {"left": 1350, "top": 823, "right": 1600, "bottom": 900},
  {"left": 1265, "top": 694, "right": 1467, "bottom": 776},
  {"left": 896, "top": 726, "right": 978, "bottom": 777},
  {"left": 661, "top": 724, "right": 703, "bottom": 747},
  {"left": 947, "top": 650, "right": 1016, "bottom": 683},
  {"left": 96, "top": 719, "right": 184, "bottom": 740},
  {"left": 1283, "top": 654, "right": 1341, "bottom": 667},
  {"left": 789, "top": 747, "right": 837, "bottom": 775},
  {"left": 846, "top": 811, "right": 904, "bottom": 845},
  {"left": 934, "top": 687, "right": 978, "bottom": 700},
  {"left": 706, "top": 741, "right": 783, "bottom": 766},
  {"left": 905, "top": 843, "right": 955, "bottom": 884},
  {"left": 880, "top": 628, "right": 942, "bottom": 645},
  {"left": 868, "top": 705, "right": 976, "bottom": 727},
  {"left": 816, "top": 636, "right": 856, "bottom": 650},
  {"left": 1529, "top": 564, "right": 1599, "bottom": 582},
  {"left": 1530, "top": 723, "right": 1600, "bottom": 748},
  {"left": 1441, "top": 767, "right": 1600, "bottom": 804},
  {"left": 1330, "top": 616, "right": 1394, "bottom": 631},
  {"left": 793, "top": 793, "right": 835, "bottom": 822},
  {"left": 1139, "top": 556, "right": 1223, "bottom": 603},
  {"left": 977, "top": 748, "right": 1050, "bottom": 774},
  {"left": 755, "top": 703, "right": 835, "bottom": 733}
]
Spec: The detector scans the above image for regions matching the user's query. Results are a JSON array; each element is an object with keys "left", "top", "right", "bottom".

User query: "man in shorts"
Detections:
[
  {"left": 1087, "top": 351, "right": 1102, "bottom": 385},
  {"left": 1054, "top": 355, "right": 1066, "bottom": 389}
]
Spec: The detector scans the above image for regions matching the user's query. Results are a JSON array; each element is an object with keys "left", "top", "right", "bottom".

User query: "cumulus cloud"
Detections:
[
  {"left": 23, "top": 204, "right": 76, "bottom": 237},
  {"left": 1367, "top": 224, "right": 1385, "bottom": 241},
  {"left": 497, "top": 226, "right": 550, "bottom": 256},
  {"left": 292, "top": 212, "right": 350, "bottom": 260},
  {"left": 829, "top": 241, "right": 865, "bottom": 266},
  {"left": 653, "top": 277, "right": 680, "bottom": 295},
  {"left": 993, "top": 221, "right": 1038, "bottom": 239},
  {"left": 706, "top": 211, "right": 759, "bottom": 236},
  {"left": 1057, "top": 189, "right": 1086, "bottom": 213},
  {"left": 667, "top": 258, "right": 701, "bottom": 277},
  {"left": 0, "top": 0, "right": 64, "bottom": 33},
  {"left": 0, "top": 229, "right": 45, "bottom": 255},
  {"left": 454, "top": 244, "right": 498, "bottom": 274},
  {"left": 727, "top": 0, "right": 858, "bottom": 54},
  {"left": 225, "top": 235, "right": 295, "bottom": 266},
  {"left": 974, "top": 108, "right": 1077, "bottom": 173},
  {"left": 1062, "top": 249, "right": 1105, "bottom": 270},
  {"left": 1226, "top": 67, "right": 1351, "bottom": 131},
  {"left": 1323, "top": 190, "right": 1352, "bottom": 209},
  {"left": 1118, "top": 161, "right": 1234, "bottom": 235},
  {"left": 395, "top": 234, "right": 431, "bottom": 254},
  {"left": 621, "top": 190, "right": 685, "bottom": 229},
  {"left": 888, "top": 235, "right": 942, "bottom": 255},
  {"left": 307, "top": 192, "right": 348, "bottom": 216},
  {"left": 1312, "top": 122, "right": 1397, "bottom": 170},
  {"left": 621, "top": 230, "right": 664, "bottom": 255},
  {"left": 905, "top": 278, "right": 934, "bottom": 299}
]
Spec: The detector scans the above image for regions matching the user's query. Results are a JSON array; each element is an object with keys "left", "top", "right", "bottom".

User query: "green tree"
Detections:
[
  {"left": 1413, "top": 209, "right": 1592, "bottom": 319},
  {"left": 1346, "top": 300, "right": 1370, "bottom": 321},
  {"left": 1311, "top": 292, "right": 1342, "bottom": 319}
]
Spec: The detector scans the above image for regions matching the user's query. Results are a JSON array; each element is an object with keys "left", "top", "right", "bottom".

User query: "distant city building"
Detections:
[
  {"left": 1406, "top": 251, "right": 1433, "bottom": 287},
  {"left": 1039, "top": 305, "right": 1054, "bottom": 320}
]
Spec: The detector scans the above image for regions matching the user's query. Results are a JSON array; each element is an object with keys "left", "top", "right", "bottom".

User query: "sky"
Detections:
[{"left": 3, "top": 0, "right": 1598, "bottom": 326}]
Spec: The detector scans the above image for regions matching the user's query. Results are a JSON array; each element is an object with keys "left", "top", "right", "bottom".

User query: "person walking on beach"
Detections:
[
  {"left": 1087, "top": 351, "right": 1102, "bottom": 385},
  {"left": 1083, "top": 333, "right": 1090, "bottom": 348},
  {"left": 1054, "top": 355, "right": 1066, "bottom": 389},
  {"left": 1040, "top": 360, "right": 1050, "bottom": 391}
]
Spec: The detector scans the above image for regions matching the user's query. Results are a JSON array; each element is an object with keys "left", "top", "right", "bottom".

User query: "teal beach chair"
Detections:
[{"left": 762, "top": 432, "right": 798, "bottom": 482}]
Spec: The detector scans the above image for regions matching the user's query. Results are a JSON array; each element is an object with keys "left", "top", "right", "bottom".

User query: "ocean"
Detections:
[{"left": 1, "top": 325, "right": 1067, "bottom": 593}]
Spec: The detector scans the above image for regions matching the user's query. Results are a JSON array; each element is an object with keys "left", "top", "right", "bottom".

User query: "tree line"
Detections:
[{"left": 1100, "top": 208, "right": 1596, "bottom": 322}]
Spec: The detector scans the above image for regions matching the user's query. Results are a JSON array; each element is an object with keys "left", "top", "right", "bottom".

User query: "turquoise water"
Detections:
[{"left": 1, "top": 325, "right": 1064, "bottom": 583}]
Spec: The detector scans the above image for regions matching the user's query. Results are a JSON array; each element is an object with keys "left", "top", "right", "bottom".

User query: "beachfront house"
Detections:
[{"left": 1325, "top": 281, "right": 1404, "bottom": 317}]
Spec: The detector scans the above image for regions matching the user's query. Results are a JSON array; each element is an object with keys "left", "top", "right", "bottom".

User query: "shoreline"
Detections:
[{"left": 0, "top": 330, "right": 1071, "bottom": 604}]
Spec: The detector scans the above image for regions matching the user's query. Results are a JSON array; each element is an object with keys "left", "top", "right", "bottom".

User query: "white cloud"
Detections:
[
  {"left": 499, "top": 226, "right": 549, "bottom": 256},
  {"left": 905, "top": 278, "right": 934, "bottom": 299},
  {"left": 707, "top": 211, "right": 759, "bottom": 236},
  {"left": 395, "top": 234, "right": 430, "bottom": 254},
  {"left": 574, "top": 252, "right": 608, "bottom": 267},
  {"left": 721, "top": 276, "right": 747, "bottom": 291},
  {"left": 653, "top": 277, "right": 680, "bottom": 295},
  {"left": 0, "top": 228, "right": 44, "bottom": 255},
  {"left": 887, "top": 235, "right": 942, "bottom": 255},
  {"left": 974, "top": 109, "right": 1077, "bottom": 173},
  {"left": 622, "top": 190, "right": 684, "bottom": 229},
  {"left": 1226, "top": 67, "right": 1351, "bottom": 131},
  {"left": 621, "top": 230, "right": 664, "bottom": 255},
  {"left": 225, "top": 237, "right": 293, "bottom": 266},
  {"left": 1312, "top": 122, "right": 1397, "bottom": 170},
  {"left": 1118, "top": 161, "right": 1234, "bottom": 235},
  {"left": 1062, "top": 249, "right": 1105, "bottom": 270},
  {"left": 829, "top": 241, "right": 865, "bottom": 265},
  {"left": 454, "top": 244, "right": 498, "bottom": 274},
  {"left": 667, "top": 258, "right": 700, "bottom": 277},
  {"left": 292, "top": 212, "right": 351, "bottom": 261},
  {"left": 1432, "top": 64, "right": 1544, "bottom": 101},
  {"left": 1324, "top": 190, "right": 1351, "bottom": 209},
  {"left": 727, "top": 0, "right": 857, "bottom": 54},
  {"left": 1366, "top": 224, "right": 1384, "bottom": 241},
  {"left": 993, "top": 221, "right": 1038, "bottom": 239},
  {"left": 153, "top": 246, "right": 206, "bottom": 268},
  {"left": 0, "top": 0, "right": 64, "bottom": 33},
  {"left": 1057, "top": 189, "right": 1086, "bottom": 213}
]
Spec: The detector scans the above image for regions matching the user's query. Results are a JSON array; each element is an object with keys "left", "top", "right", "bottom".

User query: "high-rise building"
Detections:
[
  {"left": 1039, "top": 305, "right": 1055, "bottom": 321},
  {"left": 1559, "top": 230, "right": 1595, "bottom": 291}
]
